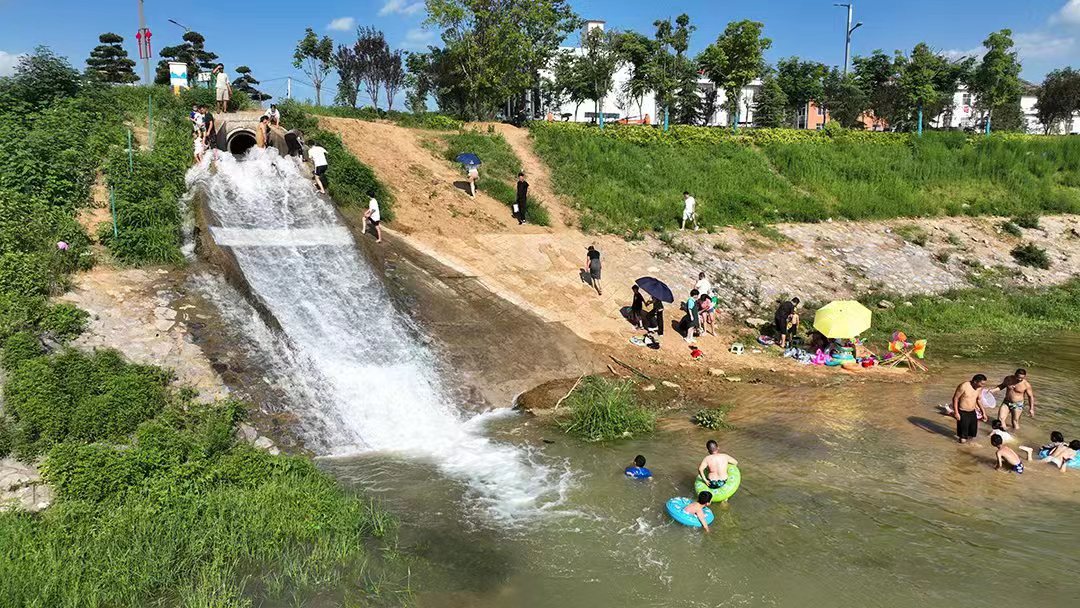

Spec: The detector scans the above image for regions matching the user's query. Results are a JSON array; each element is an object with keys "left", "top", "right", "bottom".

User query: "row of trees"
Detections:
[{"left": 292, "top": 27, "right": 406, "bottom": 110}]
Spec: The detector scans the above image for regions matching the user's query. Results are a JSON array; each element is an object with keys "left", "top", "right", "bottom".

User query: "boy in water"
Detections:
[
  {"left": 683, "top": 491, "right": 713, "bottom": 532},
  {"left": 624, "top": 454, "right": 652, "bottom": 479},
  {"left": 1046, "top": 440, "right": 1080, "bottom": 473},
  {"left": 991, "top": 434, "right": 1024, "bottom": 474},
  {"left": 697, "top": 440, "right": 738, "bottom": 489}
]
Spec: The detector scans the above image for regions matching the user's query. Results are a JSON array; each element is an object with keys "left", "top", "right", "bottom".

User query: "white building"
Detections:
[
  {"left": 930, "top": 82, "right": 1078, "bottom": 135},
  {"left": 539, "top": 21, "right": 763, "bottom": 127}
]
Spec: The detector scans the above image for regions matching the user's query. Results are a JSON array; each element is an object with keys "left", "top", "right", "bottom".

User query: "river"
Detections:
[{"left": 322, "top": 336, "right": 1080, "bottom": 607}]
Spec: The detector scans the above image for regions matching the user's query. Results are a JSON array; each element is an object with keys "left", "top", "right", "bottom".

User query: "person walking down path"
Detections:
[
  {"left": 364, "top": 194, "right": 382, "bottom": 243},
  {"left": 308, "top": 141, "right": 329, "bottom": 194},
  {"left": 681, "top": 191, "right": 698, "bottom": 231},
  {"left": 467, "top": 164, "right": 479, "bottom": 198},
  {"left": 213, "top": 64, "right": 231, "bottom": 114},
  {"left": 951, "top": 374, "right": 988, "bottom": 444},
  {"left": 989, "top": 369, "right": 1036, "bottom": 430},
  {"left": 585, "top": 245, "right": 602, "bottom": 296},
  {"left": 515, "top": 172, "right": 529, "bottom": 225}
]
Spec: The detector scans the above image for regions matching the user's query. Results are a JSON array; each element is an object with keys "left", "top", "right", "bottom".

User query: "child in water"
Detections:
[
  {"left": 625, "top": 455, "right": 652, "bottom": 479},
  {"left": 683, "top": 491, "right": 714, "bottom": 532},
  {"left": 989, "top": 420, "right": 1014, "bottom": 444},
  {"left": 992, "top": 434, "right": 1024, "bottom": 474},
  {"left": 698, "top": 440, "right": 738, "bottom": 489}
]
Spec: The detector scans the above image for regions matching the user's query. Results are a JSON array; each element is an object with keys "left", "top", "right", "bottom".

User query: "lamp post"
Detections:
[
  {"left": 167, "top": 19, "right": 191, "bottom": 32},
  {"left": 833, "top": 3, "right": 863, "bottom": 75}
]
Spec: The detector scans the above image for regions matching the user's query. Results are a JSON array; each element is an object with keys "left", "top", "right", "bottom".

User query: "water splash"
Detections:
[{"left": 188, "top": 148, "right": 572, "bottom": 523}]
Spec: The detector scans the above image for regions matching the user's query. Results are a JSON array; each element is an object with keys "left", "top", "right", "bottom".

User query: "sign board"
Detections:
[
  {"left": 168, "top": 62, "right": 189, "bottom": 89},
  {"left": 197, "top": 71, "right": 212, "bottom": 83}
]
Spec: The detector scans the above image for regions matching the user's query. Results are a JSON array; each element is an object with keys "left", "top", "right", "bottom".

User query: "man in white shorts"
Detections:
[
  {"left": 681, "top": 191, "right": 698, "bottom": 230},
  {"left": 213, "top": 64, "right": 231, "bottom": 114}
]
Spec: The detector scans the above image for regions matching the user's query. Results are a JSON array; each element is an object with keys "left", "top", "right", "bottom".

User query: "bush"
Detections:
[
  {"left": 1011, "top": 242, "right": 1051, "bottom": 269},
  {"left": 41, "top": 302, "right": 88, "bottom": 341},
  {"left": 895, "top": 224, "right": 929, "bottom": 247},
  {"left": 1013, "top": 213, "right": 1041, "bottom": 229},
  {"left": 1001, "top": 220, "right": 1022, "bottom": 237},
  {"left": 1, "top": 330, "right": 42, "bottom": 369},
  {"left": 560, "top": 376, "right": 655, "bottom": 441},
  {"left": 692, "top": 407, "right": 732, "bottom": 430}
]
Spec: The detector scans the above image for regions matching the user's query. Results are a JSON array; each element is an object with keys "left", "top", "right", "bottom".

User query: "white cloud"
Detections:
[
  {"left": 1053, "top": 0, "right": 1080, "bottom": 26},
  {"left": 0, "top": 51, "right": 25, "bottom": 77},
  {"left": 379, "top": 0, "right": 424, "bottom": 17},
  {"left": 1015, "top": 31, "right": 1075, "bottom": 60},
  {"left": 326, "top": 17, "right": 357, "bottom": 32},
  {"left": 943, "top": 46, "right": 984, "bottom": 61},
  {"left": 400, "top": 28, "right": 436, "bottom": 51}
]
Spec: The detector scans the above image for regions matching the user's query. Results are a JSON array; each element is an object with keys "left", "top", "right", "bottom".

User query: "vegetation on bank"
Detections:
[
  {"left": 1, "top": 49, "right": 409, "bottom": 607},
  {"left": 559, "top": 376, "right": 655, "bottom": 441},
  {"left": 530, "top": 121, "right": 1080, "bottom": 233},
  {"left": 278, "top": 100, "right": 395, "bottom": 220},
  {"left": 301, "top": 103, "right": 463, "bottom": 130},
  {"left": 438, "top": 129, "right": 552, "bottom": 226}
]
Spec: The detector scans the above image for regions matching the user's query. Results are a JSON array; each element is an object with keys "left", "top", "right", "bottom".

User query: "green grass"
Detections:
[
  {"left": 438, "top": 130, "right": 551, "bottom": 226},
  {"left": 691, "top": 406, "right": 733, "bottom": 430},
  {"left": 529, "top": 122, "right": 1080, "bottom": 233},
  {"left": 559, "top": 376, "right": 656, "bottom": 441}
]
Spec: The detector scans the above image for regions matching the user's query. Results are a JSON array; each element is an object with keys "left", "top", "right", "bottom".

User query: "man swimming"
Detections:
[
  {"left": 991, "top": 434, "right": 1024, "bottom": 474},
  {"left": 683, "top": 491, "right": 714, "bottom": 533},
  {"left": 990, "top": 368, "right": 1035, "bottom": 430},
  {"left": 698, "top": 439, "right": 738, "bottom": 489},
  {"left": 950, "top": 374, "right": 988, "bottom": 444}
]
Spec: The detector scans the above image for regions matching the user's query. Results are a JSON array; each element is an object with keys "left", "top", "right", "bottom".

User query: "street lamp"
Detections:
[
  {"left": 167, "top": 19, "right": 191, "bottom": 32},
  {"left": 834, "top": 3, "right": 863, "bottom": 75}
]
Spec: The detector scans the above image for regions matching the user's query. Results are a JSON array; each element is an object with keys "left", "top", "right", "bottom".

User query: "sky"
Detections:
[{"left": 2, "top": 0, "right": 1080, "bottom": 105}]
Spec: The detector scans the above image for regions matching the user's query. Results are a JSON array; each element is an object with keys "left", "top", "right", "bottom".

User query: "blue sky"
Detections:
[{"left": 3, "top": 0, "right": 1080, "bottom": 105}]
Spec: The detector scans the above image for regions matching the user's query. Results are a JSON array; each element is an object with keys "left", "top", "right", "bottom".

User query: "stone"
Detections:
[
  {"left": 708, "top": 368, "right": 725, "bottom": 377},
  {"left": 236, "top": 422, "right": 258, "bottom": 443},
  {"left": 877, "top": 299, "right": 894, "bottom": 309},
  {"left": 726, "top": 376, "right": 742, "bottom": 383},
  {"left": 253, "top": 436, "right": 276, "bottom": 451},
  {"left": 1, "top": 458, "right": 52, "bottom": 513},
  {"left": 903, "top": 301, "right": 913, "bottom": 307},
  {"left": 268, "top": 446, "right": 281, "bottom": 456},
  {"left": 660, "top": 380, "right": 681, "bottom": 389},
  {"left": 153, "top": 319, "right": 175, "bottom": 332},
  {"left": 744, "top": 317, "right": 767, "bottom": 328},
  {"left": 642, "top": 384, "right": 656, "bottom": 392},
  {"left": 153, "top": 307, "right": 177, "bottom": 320}
]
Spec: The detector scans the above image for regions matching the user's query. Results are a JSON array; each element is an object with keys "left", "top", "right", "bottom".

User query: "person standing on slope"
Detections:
[
  {"left": 364, "top": 193, "right": 383, "bottom": 243},
  {"left": 515, "top": 172, "right": 529, "bottom": 225},
  {"left": 213, "top": 64, "right": 231, "bottom": 114}
]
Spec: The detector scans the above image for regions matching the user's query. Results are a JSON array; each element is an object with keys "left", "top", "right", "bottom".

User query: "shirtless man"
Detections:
[
  {"left": 950, "top": 374, "right": 988, "bottom": 444},
  {"left": 697, "top": 439, "right": 738, "bottom": 489},
  {"left": 991, "top": 368, "right": 1035, "bottom": 431}
]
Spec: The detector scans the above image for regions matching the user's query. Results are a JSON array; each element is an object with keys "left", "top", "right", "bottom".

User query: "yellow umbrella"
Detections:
[{"left": 813, "top": 300, "right": 872, "bottom": 339}]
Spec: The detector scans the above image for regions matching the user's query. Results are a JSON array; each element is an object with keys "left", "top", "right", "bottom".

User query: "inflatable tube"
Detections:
[
  {"left": 666, "top": 497, "right": 714, "bottom": 527},
  {"left": 625, "top": 466, "right": 652, "bottom": 479},
  {"left": 1037, "top": 449, "right": 1080, "bottom": 470},
  {"left": 693, "top": 464, "right": 742, "bottom": 503}
]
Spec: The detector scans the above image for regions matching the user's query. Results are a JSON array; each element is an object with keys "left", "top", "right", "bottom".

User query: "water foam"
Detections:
[{"left": 188, "top": 148, "right": 572, "bottom": 523}]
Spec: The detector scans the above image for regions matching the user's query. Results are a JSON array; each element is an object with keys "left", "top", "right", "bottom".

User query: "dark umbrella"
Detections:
[
  {"left": 635, "top": 277, "right": 674, "bottom": 303},
  {"left": 455, "top": 152, "right": 482, "bottom": 166}
]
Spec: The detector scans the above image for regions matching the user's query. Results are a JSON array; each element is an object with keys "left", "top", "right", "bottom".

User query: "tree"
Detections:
[
  {"left": 85, "top": 33, "right": 137, "bottom": 84},
  {"left": 405, "top": 51, "right": 434, "bottom": 114},
  {"left": 354, "top": 26, "right": 388, "bottom": 109},
  {"left": 232, "top": 66, "right": 270, "bottom": 102},
  {"left": 613, "top": 31, "right": 657, "bottom": 119},
  {"left": 579, "top": 27, "right": 619, "bottom": 122},
  {"left": 334, "top": 44, "right": 361, "bottom": 107},
  {"left": 551, "top": 49, "right": 590, "bottom": 120},
  {"left": 293, "top": 28, "right": 334, "bottom": 106},
  {"left": 754, "top": 71, "right": 789, "bottom": 127},
  {"left": 381, "top": 49, "right": 406, "bottom": 111},
  {"left": 777, "top": 57, "right": 826, "bottom": 128},
  {"left": 852, "top": 50, "right": 901, "bottom": 126},
  {"left": 155, "top": 31, "right": 218, "bottom": 86},
  {"left": 645, "top": 14, "right": 698, "bottom": 126},
  {"left": 0, "top": 47, "right": 80, "bottom": 113},
  {"left": 969, "top": 29, "right": 1023, "bottom": 133},
  {"left": 697, "top": 20, "right": 772, "bottom": 130},
  {"left": 820, "top": 67, "right": 868, "bottom": 128},
  {"left": 1036, "top": 68, "right": 1080, "bottom": 134}
]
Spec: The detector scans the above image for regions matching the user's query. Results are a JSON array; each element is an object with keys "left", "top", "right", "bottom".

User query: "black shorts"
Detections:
[
  {"left": 314, "top": 165, "right": 327, "bottom": 177},
  {"left": 369, "top": 219, "right": 380, "bottom": 227},
  {"left": 957, "top": 410, "right": 978, "bottom": 439}
]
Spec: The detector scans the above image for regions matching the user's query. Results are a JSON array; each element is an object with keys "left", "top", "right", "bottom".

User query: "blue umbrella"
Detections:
[
  {"left": 455, "top": 152, "right": 482, "bottom": 166},
  {"left": 635, "top": 277, "right": 674, "bottom": 303}
]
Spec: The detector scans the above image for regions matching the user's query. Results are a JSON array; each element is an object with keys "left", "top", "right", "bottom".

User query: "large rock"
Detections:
[
  {"left": 0, "top": 458, "right": 52, "bottom": 513},
  {"left": 744, "top": 317, "right": 768, "bottom": 328}
]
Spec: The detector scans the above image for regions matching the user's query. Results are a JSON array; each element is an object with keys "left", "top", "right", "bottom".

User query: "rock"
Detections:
[
  {"left": 153, "top": 319, "right": 175, "bottom": 332},
  {"left": 661, "top": 380, "right": 681, "bottom": 389},
  {"left": 154, "top": 306, "right": 177, "bottom": 320},
  {"left": 642, "top": 384, "right": 656, "bottom": 392},
  {"left": 253, "top": 436, "right": 276, "bottom": 451},
  {"left": 267, "top": 446, "right": 281, "bottom": 456},
  {"left": 708, "top": 368, "right": 725, "bottom": 377},
  {"left": 1, "top": 458, "right": 53, "bottom": 513},
  {"left": 877, "top": 299, "right": 894, "bottom": 309},
  {"left": 744, "top": 317, "right": 767, "bottom": 328},
  {"left": 903, "top": 301, "right": 913, "bottom": 307},
  {"left": 726, "top": 376, "right": 742, "bottom": 383},
  {"left": 236, "top": 422, "right": 258, "bottom": 443}
]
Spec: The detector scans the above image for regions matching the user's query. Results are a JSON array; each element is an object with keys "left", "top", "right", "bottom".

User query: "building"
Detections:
[{"left": 929, "top": 81, "right": 1079, "bottom": 135}]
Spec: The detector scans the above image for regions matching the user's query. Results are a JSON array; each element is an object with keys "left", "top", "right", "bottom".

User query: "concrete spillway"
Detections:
[{"left": 212, "top": 111, "right": 288, "bottom": 156}]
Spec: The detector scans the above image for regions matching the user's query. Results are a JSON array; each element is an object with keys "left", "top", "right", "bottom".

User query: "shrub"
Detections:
[
  {"left": 41, "top": 302, "right": 88, "bottom": 341},
  {"left": 1011, "top": 242, "right": 1051, "bottom": 269},
  {"left": 692, "top": 406, "right": 732, "bottom": 430},
  {"left": 1, "top": 330, "right": 42, "bottom": 369},
  {"left": 1001, "top": 220, "right": 1022, "bottom": 237},
  {"left": 1013, "top": 213, "right": 1041, "bottom": 229},
  {"left": 560, "top": 376, "right": 655, "bottom": 441},
  {"left": 894, "top": 224, "right": 929, "bottom": 247}
]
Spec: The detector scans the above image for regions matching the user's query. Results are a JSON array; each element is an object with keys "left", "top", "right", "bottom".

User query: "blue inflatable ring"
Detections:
[
  {"left": 1038, "top": 448, "right": 1080, "bottom": 469},
  {"left": 693, "top": 464, "right": 742, "bottom": 503},
  {"left": 666, "top": 497, "right": 714, "bottom": 527},
  {"left": 625, "top": 466, "right": 652, "bottom": 479}
]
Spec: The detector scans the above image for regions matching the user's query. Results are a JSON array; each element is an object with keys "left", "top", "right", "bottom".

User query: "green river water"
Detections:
[{"left": 322, "top": 337, "right": 1080, "bottom": 608}]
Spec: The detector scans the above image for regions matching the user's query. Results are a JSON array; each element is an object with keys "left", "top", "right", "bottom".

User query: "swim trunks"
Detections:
[
  {"left": 1011, "top": 461, "right": 1024, "bottom": 474},
  {"left": 1005, "top": 400, "right": 1024, "bottom": 411},
  {"left": 707, "top": 479, "right": 727, "bottom": 490}
]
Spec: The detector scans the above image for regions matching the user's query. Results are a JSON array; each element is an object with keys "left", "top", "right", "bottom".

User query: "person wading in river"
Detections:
[
  {"left": 990, "top": 368, "right": 1036, "bottom": 431},
  {"left": 951, "top": 374, "right": 988, "bottom": 444}
]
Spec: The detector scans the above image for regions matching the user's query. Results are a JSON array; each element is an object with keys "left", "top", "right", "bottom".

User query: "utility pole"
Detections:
[
  {"left": 287, "top": 77, "right": 292, "bottom": 99},
  {"left": 834, "top": 3, "right": 863, "bottom": 76},
  {"left": 136, "top": 0, "right": 152, "bottom": 84}
]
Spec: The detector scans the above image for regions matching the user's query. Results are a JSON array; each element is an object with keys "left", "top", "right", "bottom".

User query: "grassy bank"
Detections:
[
  {"left": 300, "top": 103, "right": 463, "bottom": 130},
  {"left": 437, "top": 129, "right": 552, "bottom": 226},
  {"left": 279, "top": 100, "right": 395, "bottom": 221},
  {"left": 529, "top": 122, "right": 1080, "bottom": 233},
  {"left": 559, "top": 376, "right": 655, "bottom": 441}
]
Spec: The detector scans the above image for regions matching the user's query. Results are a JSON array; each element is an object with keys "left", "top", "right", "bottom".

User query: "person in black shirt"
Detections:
[
  {"left": 629, "top": 284, "right": 645, "bottom": 329},
  {"left": 515, "top": 172, "right": 529, "bottom": 224},
  {"left": 774, "top": 296, "right": 800, "bottom": 348},
  {"left": 585, "top": 245, "right": 602, "bottom": 296},
  {"left": 201, "top": 105, "right": 216, "bottom": 150}
]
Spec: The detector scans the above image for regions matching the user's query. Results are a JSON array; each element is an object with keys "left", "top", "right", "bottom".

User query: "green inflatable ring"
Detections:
[{"left": 693, "top": 464, "right": 741, "bottom": 503}]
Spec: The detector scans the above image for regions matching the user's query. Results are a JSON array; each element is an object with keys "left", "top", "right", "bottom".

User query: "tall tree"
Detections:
[
  {"left": 776, "top": 57, "right": 826, "bottom": 128},
  {"left": 753, "top": 71, "right": 789, "bottom": 127},
  {"left": 155, "top": 31, "right": 218, "bottom": 86},
  {"left": 969, "top": 29, "right": 1023, "bottom": 133},
  {"left": 232, "top": 66, "right": 270, "bottom": 102},
  {"left": 1036, "top": 67, "right": 1080, "bottom": 134},
  {"left": 405, "top": 51, "right": 434, "bottom": 114},
  {"left": 293, "top": 28, "right": 334, "bottom": 106},
  {"left": 85, "top": 33, "right": 137, "bottom": 84},
  {"left": 354, "top": 26, "right": 389, "bottom": 109},
  {"left": 551, "top": 48, "right": 590, "bottom": 120},
  {"left": 697, "top": 19, "right": 771, "bottom": 129},
  {"left": 578, "top": 27, "right": 619, "bottom": 122},
  {"left": 0, "top": 47, "right": 80, "bottom": 113},
  {"left": 646, "top": 14, "right": 698, "bottom": 126},
  {"left": 820, "top": 67, "right": 868, "bottom": 128},
  {"left": 381, "top": 49, "right": 406, "bottom": 111},
  {"left": 613, "top": 31, "right": 657, "bottom": 119},
  {"left": 852, "top": 50, "right": 901, "bottom": 127},
  {"left": 334, "top": 44, "right": 361, "bottom": 107}
]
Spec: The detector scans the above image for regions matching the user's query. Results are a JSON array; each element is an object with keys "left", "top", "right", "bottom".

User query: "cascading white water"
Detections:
[{"left": 187, "top": 149, "right": 571, "bottom": 522}]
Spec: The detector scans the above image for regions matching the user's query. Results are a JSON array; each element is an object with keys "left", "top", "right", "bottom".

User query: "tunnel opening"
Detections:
[{"left": 227, "top": 129, "right": 257, "bottom": 156}]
